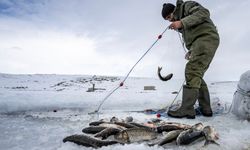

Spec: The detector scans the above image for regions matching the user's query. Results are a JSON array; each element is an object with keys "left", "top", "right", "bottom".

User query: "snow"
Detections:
[{"left": 0, "top": 73, "right": 250, "bottom": 150}]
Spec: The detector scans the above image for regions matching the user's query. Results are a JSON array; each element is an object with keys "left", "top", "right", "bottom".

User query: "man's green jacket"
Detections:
[{"left": 173, "top": 0, "right": 219, "bottom": 49}]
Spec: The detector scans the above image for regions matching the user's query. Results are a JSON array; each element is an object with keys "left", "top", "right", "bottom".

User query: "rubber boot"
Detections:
[
  {"left": 168, "top": 86, "right": 199, "bottom": 119},
  {"left": 197, "top": 85, "right": 213, "bottom": 117}
]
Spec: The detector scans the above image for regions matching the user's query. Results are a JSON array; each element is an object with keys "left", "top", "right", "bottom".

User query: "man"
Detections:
[{"left": 161, "top": 0, "right": 220, "bottom": 119}]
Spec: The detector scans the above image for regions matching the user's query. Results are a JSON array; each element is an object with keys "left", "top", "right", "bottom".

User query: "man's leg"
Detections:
[
  {"left": 197, "top": 79, "right": 213, "bottom": 116},
  {"left": 168, "top": 36, "right": 218, "bottom": 119}
]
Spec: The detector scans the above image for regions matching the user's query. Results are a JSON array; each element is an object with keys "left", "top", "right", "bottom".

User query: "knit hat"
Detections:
[{"left": 161, "top": 3, "right": 175, "bottom": 19}]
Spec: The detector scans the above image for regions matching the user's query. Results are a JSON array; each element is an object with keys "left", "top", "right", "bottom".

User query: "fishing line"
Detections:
[
  {"left": 164, "top": 30, "right": 187, "bottom": 111},
  {"left": 88, "top": 26, "right": 170, "bottom": 115},
  {"left": 177, "top": 31, "right": 188, "bottom": 53},
  {"left": 164, "top": 80, "right": 185, "bottom": 111}
]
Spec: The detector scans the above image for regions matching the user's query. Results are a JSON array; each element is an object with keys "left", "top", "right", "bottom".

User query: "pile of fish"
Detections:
[{"left": 63, "top": 117, "right": 219, "bottom": 148}]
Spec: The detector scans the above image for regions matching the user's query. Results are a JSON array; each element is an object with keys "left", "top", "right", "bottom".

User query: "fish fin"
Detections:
[{"left": 204, "top": 140, "right": 220, "bottom": 146}]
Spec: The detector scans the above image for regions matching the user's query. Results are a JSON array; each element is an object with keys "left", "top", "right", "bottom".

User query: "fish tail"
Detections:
[{"left": 63, "top": 136, "right": 71, "bottom": 143}]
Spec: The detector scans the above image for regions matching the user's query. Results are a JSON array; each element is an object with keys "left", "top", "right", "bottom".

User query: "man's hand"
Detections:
[
  {"left": 185, "top": 51, "right": 191, "bottom": 60},
  {"left": 169, "top": 21, "right": 183, "bottom": 30}
]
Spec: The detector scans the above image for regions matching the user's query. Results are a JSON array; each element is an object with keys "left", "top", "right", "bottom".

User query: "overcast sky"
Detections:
[{"left": 0, "top": 0, "right": 249, "bottom": 81}]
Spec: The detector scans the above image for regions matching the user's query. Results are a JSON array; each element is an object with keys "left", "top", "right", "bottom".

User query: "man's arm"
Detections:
[{"left": 181, "top": 1, "right": 210, "bottom": 29}]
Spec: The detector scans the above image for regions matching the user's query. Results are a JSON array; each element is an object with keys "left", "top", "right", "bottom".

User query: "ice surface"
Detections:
[{"left": 0, "top": 73, "right": 250, "bottom": 150}]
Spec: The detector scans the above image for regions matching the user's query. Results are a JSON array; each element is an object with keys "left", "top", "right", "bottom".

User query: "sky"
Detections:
[{"left": 0, "top": 0, "right": 249, "bottom": 81}]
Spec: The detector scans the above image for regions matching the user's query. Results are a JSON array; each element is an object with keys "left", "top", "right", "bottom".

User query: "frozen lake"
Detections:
[{"left": 0, "top": 74, "right": 249, "bottom": 150}]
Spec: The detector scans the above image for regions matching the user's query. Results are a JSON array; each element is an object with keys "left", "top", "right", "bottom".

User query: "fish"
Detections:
[
  {"left": 94, "top": 127, "right": 122, "bottom": 140},
  {"left": 158, "top": 130, "right": 183, "bottom": 146},
  {"left": 192, "top": 122, "right": 204, "bottom": 131},
  {"left": 110, "top": 116, "right": 120, "bottom": 123},
  {"left": 129, "top": 122, "right": 155, "bottom": 130},
  {"left": 113, "top": 122, "right": 138, "bottom": 129},
  {"left": 63, "top": 134, "right": 121, "bottom": 148},
  {"left": 176, "top": 129, "right": 204, "bottom": 145},
  {"left": 203, "top": 126, "right": 219, "bottom": 146},
  {"left": 114, "top": 128, "right": 158, "bottom": 143},
  {"left": 89, "top": 121, "right": 106, "bottom": 126},
  {"left": 156, "top": 123, "right": 191, "bottom": 133},
  {"left": 149, "top": 129, "right": 183, "bottom": 146},
  {"left": 176, "top": 123, "right": 205, "bottom": 145},
  {"left": 160, "top": 121, "right": 192, "bottom": 127},
  {"left": 98, "top": 123, "right": 127, "bottom": 130},
  {"left": 125, "top": 116, "right": 133, "bottom": 123},
  {"left": 82, "top": 126, "right": 107, "bottom": 134},
  {"left": 161, "top": 122, "right": 192, "bottom": 126},
  {"left": 157, "top": 66, "right": 173, "bottom": 81}
]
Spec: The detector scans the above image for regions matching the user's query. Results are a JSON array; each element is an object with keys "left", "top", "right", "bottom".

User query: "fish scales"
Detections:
[{"left": 115, "top": 128, "right": 158, "bottom": 143}]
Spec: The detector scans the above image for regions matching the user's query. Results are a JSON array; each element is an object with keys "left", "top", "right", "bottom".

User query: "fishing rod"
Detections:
[
  {"left": 120, "top": 30, "right": 189, "bottom": 115},
  {"left": 88, "top": 26, "right": 170, "bottom": 115}
]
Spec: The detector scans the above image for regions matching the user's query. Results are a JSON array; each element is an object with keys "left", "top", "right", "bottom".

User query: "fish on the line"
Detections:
[{"left": 157, "top": 66, "right": 173, "bottom": 81}]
